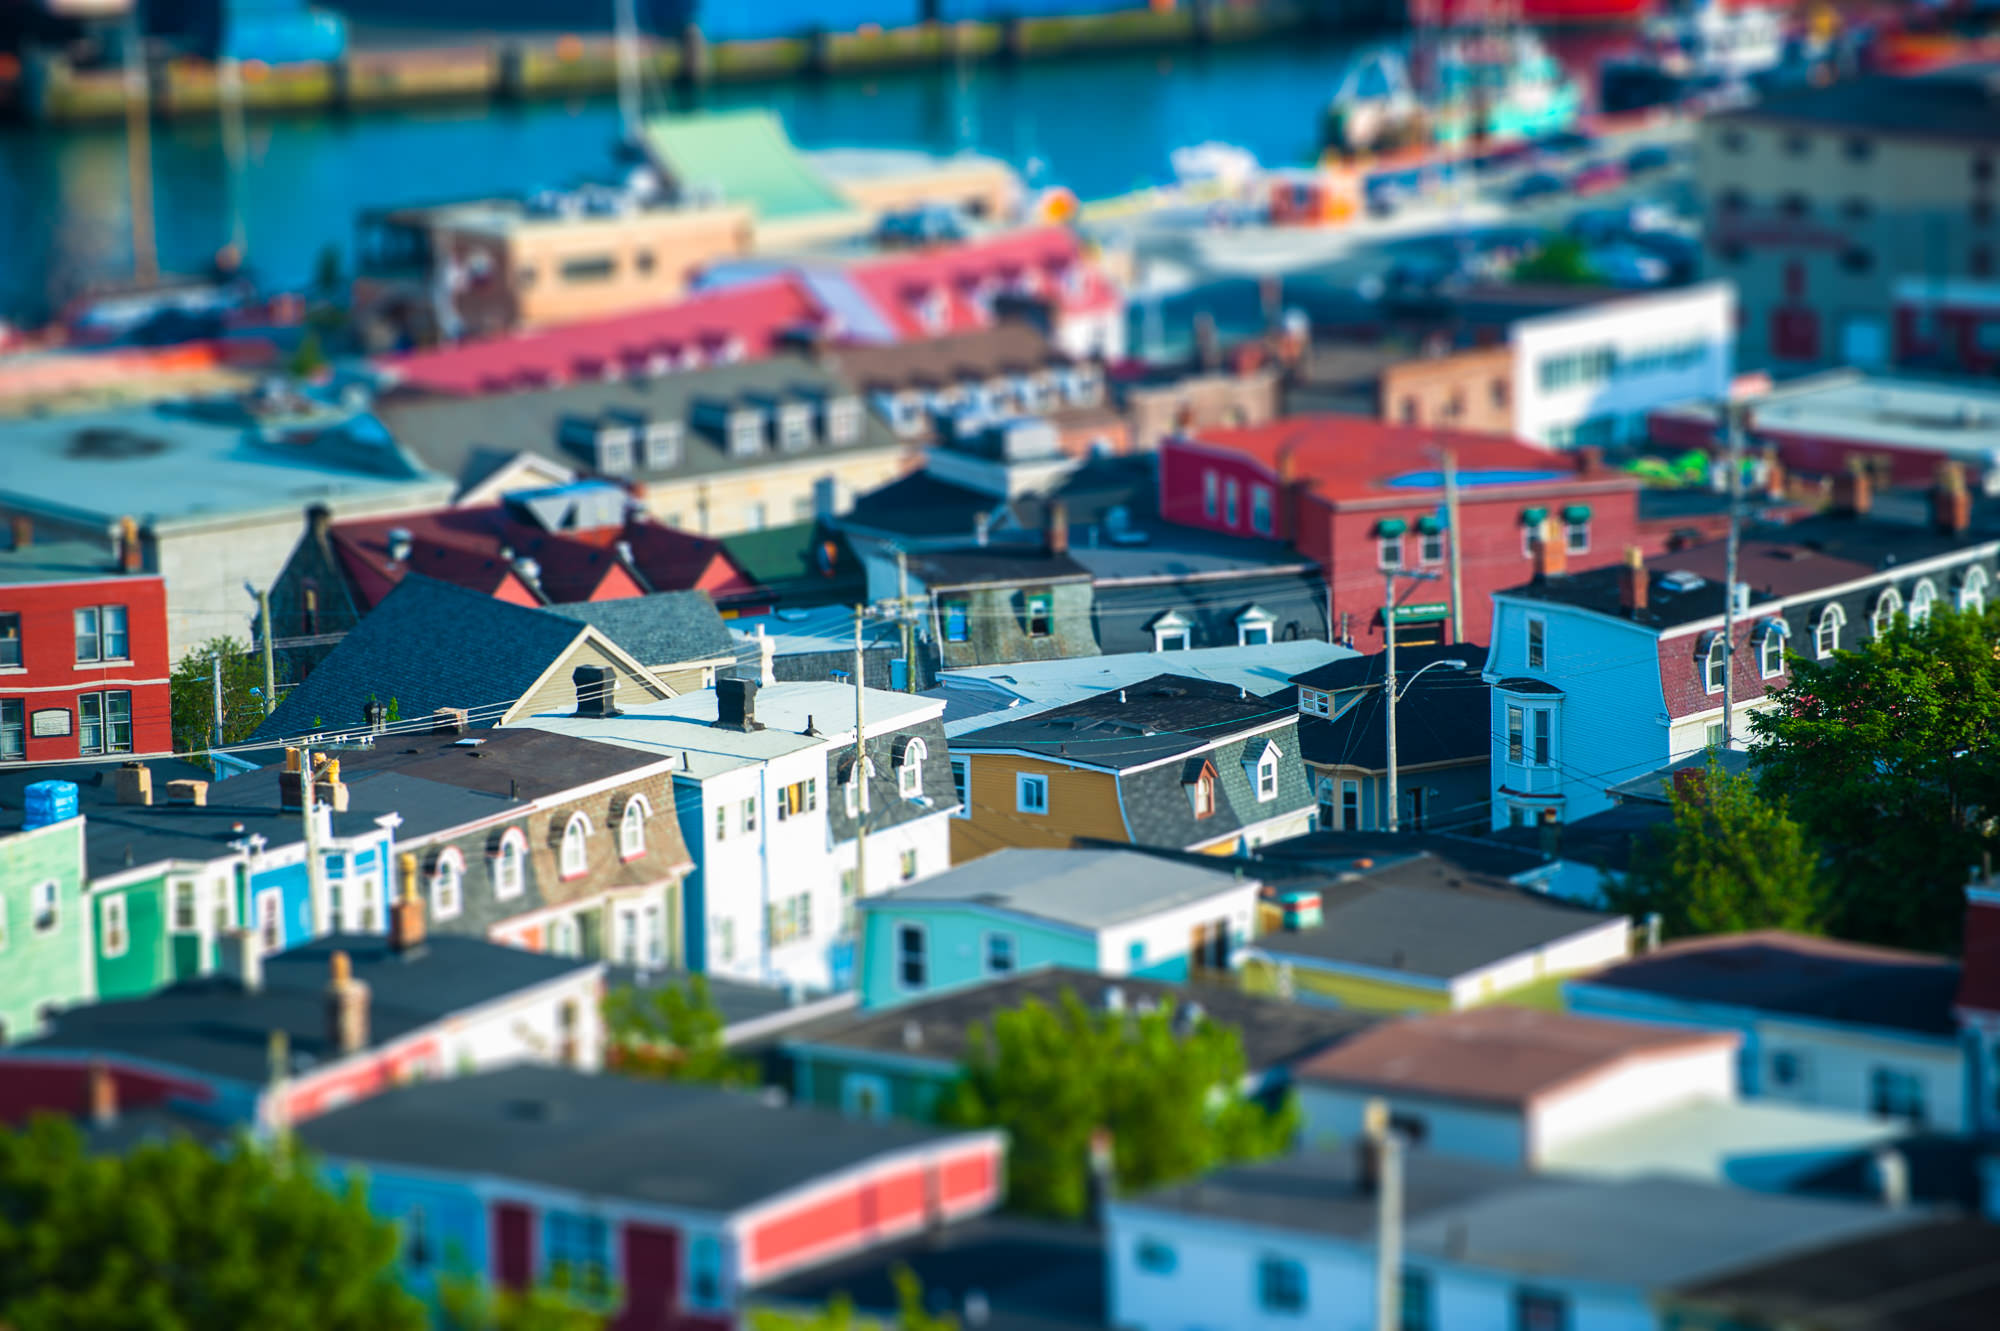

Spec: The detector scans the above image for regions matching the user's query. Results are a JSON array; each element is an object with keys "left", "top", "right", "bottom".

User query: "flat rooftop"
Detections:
[
  {"left": 861, "top": 847, "right": 1257, "bottom": 933},
  {"left": 0, "top": 538, "right": 137, "bottom": 586},
  {"left": 1737, "top": 372, "right": 2000, "bottom": 458},
  {"left": 1541, "top": 1098, "right": 1902, "bottom": 1187}
]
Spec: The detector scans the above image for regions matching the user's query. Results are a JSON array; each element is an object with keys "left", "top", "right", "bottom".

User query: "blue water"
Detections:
[{"left": 0, "top": 36, "right": 1380, "bottom": 322}]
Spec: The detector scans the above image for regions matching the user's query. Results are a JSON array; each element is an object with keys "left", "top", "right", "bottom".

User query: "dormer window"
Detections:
[
  {"left": 1910, "top": 579, "right": 1938, "bottom": 625},
  {"left": 1243, "top": 741, "right": 1281, "bottom": 803},
  {"left": 843, "top": 756, "right": 876, "bottom": 817},
  {"left": 619, "top": 794, "right": 650, "bottom": 860},
  {"left": 560, "top": 813, "right": 591, "bottom": 880},
  {"left": 1872, "top": 587, "right": 1903, "bottom": 638},
  {"left": 896, "top": 736, "right": 927, "bottom": 799},
  {"left": 728, "top": 411, "right": 766, "bottom": 457},
  {"left": 1182, "top": 758, "right": 1218, "bottom": 819},
  {"left": 643, "top": 421, "right": 683, "bottom": 470},
  {"left": 1959, "top": 565, "right": 1989, "bottom": 615},
  {"left": 1702, "top": 632, "right": 1727, "bottom": 694},
  {"left": 1026, "top": 591, "right": 1054, "bottom": 638},
  {"left": 1237, "top": 606, "right": 1276, "bottom": 647},
  {"left": 1757, "top": 618, "right": 1788, "bottom": 678},
  {"left": 918, "top": 287, "right": 950, "bottom": 333},
  {"left": 827, "top": 396, "right": 863, "bottom": 445},
  {"left": 493, "top": 828, "right": 528, "bottom": 900},
  {"left": 1299, "top": 688, "right": 1330, "bottom": 718},
  {"left": 1152, "top": 610, "right": 1192, "bottom": 652},
  {"left": 890, "top": 391, "right": 928, "bottom": 439},
  {"left": 1065, "top": 365, "right": 1104, "bottom": 407},
  {"left": 431, "top": 849, "right": 464, "bottom": 922},
  {"left": 777, "top": 402, "right": 814, "bottom": 452},
  {"left": 1814, "top": 603, "right": 1846, "bottom": 659}
]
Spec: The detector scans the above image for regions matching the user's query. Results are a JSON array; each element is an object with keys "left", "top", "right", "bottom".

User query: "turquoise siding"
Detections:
[
  {"left": 1132, "top": 954, "right": 1190, "bottom": 984},
  {"left": 0, "top": 819, "right": 89, "bottom": 1042},
  {"left": 337, "top": 1165, "right": 491, "bottom": 1295},
  {"left": 857, "top": 903, "right": 1094, "bottom": 1010},
  {"left": 93, "top": 879, "right": 170, "bottom": 1001},
  {"left": 794, "top": 1047, "right": 959, "bottom": 1122}
]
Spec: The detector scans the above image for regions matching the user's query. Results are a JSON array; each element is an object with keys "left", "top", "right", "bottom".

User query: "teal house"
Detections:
[
  {"left": 854, "top": 848, "right": 1263, "bottom": 1011},
  {"left": 0, "top": 797, "right": 90, "bottom": 1043}
]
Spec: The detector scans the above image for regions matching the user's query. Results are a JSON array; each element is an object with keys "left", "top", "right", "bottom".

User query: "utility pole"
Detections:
[
  {"left": 1384, "top": 571, "right": 1400, "bottom": 834},
  {"left": 210, "top": 652, "right": 225, "bottom": 749},
  {"left": 611, "top": 0, "right": 644, "bottom": 150},
  {"left": 896, "top": 548, "right": 916, "bottom": 694},
  {"left": 121, "top": 5, "right": 157, "bottom": 284},
  {"left": 298, "top": 744, "right": 323, "bottom": 937},
  {"left": 1371, "top": 1104, "right": 1405, "bottom": 1331},
  {"left": 1722, "top": 400, "right": 1743, "bottom": 748},
  {"left": 1443, "top": 446, "right": 1464, "bottom": 645},
  {"left": 218, "top": 55, "right": 248, "bottom": 259},
  {"left": 852, "top": 607, "right": 869, "bottom": 900},
  {"left": 257, "top": 587, "right": 277, "bottom": 716}
]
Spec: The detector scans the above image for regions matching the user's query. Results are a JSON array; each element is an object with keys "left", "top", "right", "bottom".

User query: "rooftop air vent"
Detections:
[{"left": 1658, "top": 570, "right": 1706, "bottom": 593}]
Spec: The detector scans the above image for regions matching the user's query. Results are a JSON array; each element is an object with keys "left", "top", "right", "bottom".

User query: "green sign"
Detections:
[{"left": 1392, "top": 601, "right": 1450, "bottom": 623}]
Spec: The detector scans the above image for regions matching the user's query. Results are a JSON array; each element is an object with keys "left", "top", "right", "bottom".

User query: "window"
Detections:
[
  {"left": 559, "top": 256, "right": 617, "bottom": 285},
  {"left": 1401, "top": 1269, "right": 1435, "bottom": 1331},
  {"left": 1136, "top": 1238, "right": 1177, "bottom": 1275},
  {"left": 0, "top": 699, "right": 19, "bottom": 761},
  {"left": 1960, "top": 565, "right": 1989, "bottom": 615},
  {"left": 1814, "top": 603, "right": 1845, "bottom": 659},
  {"left": 28, "top": 881, "right": 58, "bottom": 934},
  {"left": 1299, "top": 688, "right": 1330, "bottom": 718},
  {"left": 1128, "top": 939, "right": 1147, "bottom": 968},
  {"left": 687, "top": 1235, "right": 724, "bottom": 1309},
  {"left": 1515, "top": 1288, "right": 1570, "bottom": 1331},
  {"left": 431, "top": 851, "right": 463, "bottom": 921},
  {"left": 827, "top": 396, "right": 863, "bottom": 445},
  {"left": 77, "top": 691, "right": 132, "bottom": 756},
  {"left": 1704, "top": 635, "right": 1728, "bottom": 693},
  {"left": 0, "top": 612, "right": 18, "bottom": 668},
  {"left": 403, "top": 1205, "right": 433, "bottom": 1271},
  {"left": 619, "top": 796, "right": 648, "bottom": 859},
  {"left": 944, "top": 601, "right": 969, "bottom": 643},
  {"left": 1910, "top": 579, "right": 1938, "bottom": 625},
  {"left": 1840, "top": 248, "right": 1874, "bottom": 277},
  {"left": 1869, "top": 1067, "right": 1927, "bottom": 1125},
  {"left": 899, "top": 848, "right": 918, "bottom": 881},
  {"left": 1873, "top": 588, "right": 1903, "bottom": 638},
  {"left": 74, "top": 605, "right": 128, "bottom": 663},
  {"left": 1203, "top": 470, "right": 1219, "bottom": 519},
  {"left": 97, "top": 893, "right": 127, "bottom": 957},
  {"left": 898, "top": 738, "right": 926, "bottom": 798},
  {"left": 544, "top": 1212, "right": 612, "bottom": 1303},
  {"left": 1257, "top": 1256, "right": 1307, "bottom": 1315},
  {"left": 257, "top": 891, "right": 281, "bottom": 951},
  {"left": 951, "top": 757, "right": 970, "bottom": 816},
  {"left": 1508, "top": 704, "right": 1525, "bottom": 763},
  {"left": 775, "top": 779, "right": 816, "bottom": 820},
  {"left": 1379, "top": 533, "right": 1403, "bottom": 570},
  {"left": 1531, "top": 709, "right": 1551, "bottom": 766},
  {"left": 1419, "top": 528, "right": 1445, "bottom": 565},
  {"left": 1237, "top": 609, "right": 1275, "bottom": 647},
  {"left": 1341, "top": 780, "right": 1359, "bottom": 829},
  {"left": 1780, "top": 192, "right": 1811, "bottom": 219},
  {"left": 1152, "top": 613, "right": 1192, "bottom": 652},
  {"left": 986, "top": 932, "right": 1015, "bottom": 974},
  {"left": 494, "top": 830, "right": 527, "bottom": 899},
  {"left": 170, "top": 880, "right": 197, "bottom": 932},
  {"left": 1759, "top": 624, "right": 1786, "bottom": 678},
  {"left": 897, "top": 923, "right": 928, "bottom": 989},
  {"left": 1250, "top": 484, "right": 1274, "bottom": 535},
  {"left": 1526, "top": 618, "right": 1546, "bottom": 671},
  {"left": 1254, "top": 746, "right": 1280, "bottom": 802},
  {"left": 1025, "top": 592, "right": 1053, "bottom": 638},
  {"left": 1017, "top": 773, "right": 1049, "bottom": 814},
  {"left": 1224, "top": 478, "right": 1240, "bottom": 526},
  {"left": 1770, "top": 1049, "right": 1806, "bottom": 1087},
  {"left": 767, "top": 891, "right": 814, "bottom": 946},
  {"left": 1564, "top": 519, "right": 1588, "bottom": 555},
  {"left": 1845, "top": 135, "right": 1873, "bottom": 162},
  {"left": 560, "top": 813, "right": 590, "bottom": 879}
]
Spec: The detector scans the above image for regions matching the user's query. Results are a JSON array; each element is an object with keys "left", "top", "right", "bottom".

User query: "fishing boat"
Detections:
[
  {"left": 1598, "top": 0, "right": 1796, "bottom": 111},
  {"left": 1322, "top": 30, "right": 1583, "bottom": 156}
]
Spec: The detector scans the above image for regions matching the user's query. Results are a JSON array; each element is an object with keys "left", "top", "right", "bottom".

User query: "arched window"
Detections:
[
  {"left": 560, "top": 813, "right": 591, "bottom": 879},
  {"left": 1872, "top": 588, "right": 1903, "bottom": 639},
  {"left": 897, "top": 738, "right": 927, "bottom": 799},
  {"left": 1703, "top": 634, "right": 1727, "bottom": 694},
  {"left": 431, "top": 849, "right": 464, "bottom": 922},
  {"left": 1815, "top": 603, "right": 1846, "bottom": 659},
  {"left": 1911, "top": 579, "right": 1938, "bottom": 625},
  {"left": 619, "top": 795, "right": 650, "bottom": 860},
  {"left": 1756, "top": 619, "right": 1788, "bottom": 679},
  {"left": 1960, "top": 565, "right": 1989, "bottom": 615},
  {"left": 493, "top": 828, "right": 527, "bottom": 900}
]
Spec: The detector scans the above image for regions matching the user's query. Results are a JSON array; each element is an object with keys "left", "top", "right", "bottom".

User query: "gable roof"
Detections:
[
  {"left": 1293, "top": 644, "right": 1489, "bottom": 772},
  {"left": 1294, "top": 1005, "right": 1735, "bottom": 1108},
  {"left": 1576, "top": 931, "right": 1961, "bottom": 1038},
  {"left": 249, "top": 576, "right": 602, "bottom": 743},
  {"left": 545, "top": 590, "right": 738, "bottom": 667},
  {"left": 860, "top": 848, "right": 1257, "bottom": 933},
  {"left": 221, "top": 725, "right": 667, "bottom": 805},
  {"left": 841, "top": 227, "right": 1118, "bottom": 342},
  {"left": 640, "top": 110, "right": 858, "bottom": 225},
  {"left": 951, "top": 674, "right": 1292, "bottom": 772}
]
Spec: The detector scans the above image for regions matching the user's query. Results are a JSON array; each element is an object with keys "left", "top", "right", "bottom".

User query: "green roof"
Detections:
[{"left": 640, "top": 110, "right": 857, "bottom": 224}]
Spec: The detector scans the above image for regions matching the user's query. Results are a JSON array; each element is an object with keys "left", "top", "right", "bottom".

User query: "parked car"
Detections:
[
  {"left": 1627, "top": 229, "right": 1703, "bottom": 283},
  {"left": 1571, "top": 159, "right": 1627, "bottom": 196},
  {"left": 1508, "top": 171, "right": 1567, "bottom": 205},
  {"left": 1587, "top": 242, "right": 1671, "bottom": 288},
  {"left": 1624, "top": 143, "right": 1676, "bottom": 175},
  {"left": 1473, "top": 141, "right": 1539, "bottom": 174},
  {"left": 1533, "top": 129, "right": 1599, "bottom": 159}
]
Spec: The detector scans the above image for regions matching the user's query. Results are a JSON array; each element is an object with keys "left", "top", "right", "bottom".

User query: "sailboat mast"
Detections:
[{"left": 613, "top": 0, "right": 644, "bottom": 149}]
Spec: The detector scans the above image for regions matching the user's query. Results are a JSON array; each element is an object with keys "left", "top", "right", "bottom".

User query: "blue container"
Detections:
[{"left": 23, "top": 780, "right": 80, "bottom": 832}]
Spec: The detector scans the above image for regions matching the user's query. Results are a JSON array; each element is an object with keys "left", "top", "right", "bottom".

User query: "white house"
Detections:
[
  {"left": 1509, "top": 282, "right": 1735, "bottom": 452},
  {"left": 519, "top": 678, "right": 956, "bottom": 995},
  {"left": 1483, "top": 502, "right": 1999, "bottom": 828},
  {"left": 1291, "top": 1006, "right": 1739, "bottom": 1169},
  {"left": 1567, "top": 931, "right": 1972, "bottom": 1134},
  {"left": 1106, "top": 1142, "right": 1922, "bottom": 1331}
]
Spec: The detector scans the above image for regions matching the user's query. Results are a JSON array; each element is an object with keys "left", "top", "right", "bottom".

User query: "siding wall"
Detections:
[
  {"left": 948, "top": 752, "right": 1125, "bottom": 863},
  {"left": 0, "top": 818, "right": 91, "bottom": 1041},
  {"left": 856, "top": 901, "right": 1094, "bottom": 1010}
]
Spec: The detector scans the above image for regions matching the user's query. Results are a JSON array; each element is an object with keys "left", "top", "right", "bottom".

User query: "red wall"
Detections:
[
  {"left": 1657, "top": 623, "right": 1785, "bottom": 722},
  {"left": 0, "top": 572, "right": 172, "bottom": 761},
  {"left": 0, "top": 1057, "right": 215, "bottom": 1125},
  {"left": 283, "top": 1036, "right": 442, "bottom": 1121},
  {"left": 1157, "top": 442, "right": 1295, "bottom": 542}
]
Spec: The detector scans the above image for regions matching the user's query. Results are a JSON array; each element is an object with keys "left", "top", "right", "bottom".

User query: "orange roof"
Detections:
[{"left": 1185, "top": 415, "right": 1605, "bottom": 505}]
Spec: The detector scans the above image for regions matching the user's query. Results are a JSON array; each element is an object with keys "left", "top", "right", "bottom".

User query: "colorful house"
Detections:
[
  {"left": 854, "top": 848, "right": 1263, "bottom": 1011},
  {"left": 0, "top": 800, "right": 89, "bottom": 1043},
  {"left": 299, "top": 1064, "right": 1006, "bottom": 1329}
]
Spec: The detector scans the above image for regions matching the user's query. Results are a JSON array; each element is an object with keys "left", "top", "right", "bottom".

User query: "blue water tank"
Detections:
[{"left": 23, "top": 780, "right": 80, "bottom": 831}]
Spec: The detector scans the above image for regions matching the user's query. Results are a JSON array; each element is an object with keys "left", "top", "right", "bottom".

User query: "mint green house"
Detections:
[
  {"left": 854, "top": 848, "right": 1262, "bottom": 1011},
  {"left": 0, "top": 816, "right": 90, "bottom": 1043}
]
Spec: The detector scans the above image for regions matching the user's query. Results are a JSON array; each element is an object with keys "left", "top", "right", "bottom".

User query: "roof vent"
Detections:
[{"left": 1658, "top": 570, "right": 1705, "bottom": 593}]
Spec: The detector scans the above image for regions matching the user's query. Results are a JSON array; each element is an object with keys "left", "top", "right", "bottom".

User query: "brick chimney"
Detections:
[
  {"left": 572, "top": 664, "right": 621, "bottom": 718},
  {"left": 326, "top": 950, "right": 370, "bottom": 1056},
  {"left": 430, "top": 707, "right": 469, "bottom": 735},
  {"left": 1833, "top": 459, "right": 1873, "bottom": 517},
  {"left": 1933, "top": 461, "right": 1971, "bottom": 536},
  {"left": 88, "top": 1060, "right": 118, "bottom": 1128},
  {"left": 1045, "top": 499, "right": 1070, "bottom": 557},
  {"left": 714, "top": 677, "right": 764, "bottom": 732},
  {"left": 1671, "top": 765, "right": 1710, "bottom": 804},
  {"left": 280, "top": 751, "right": 348, "bottom": 812},
  {"left": 390, "top": 852, "right": 427, "bottom": 955},
  {"left": 1276, "top": 444, "right": 1298, "bottom": 487},
  {"left": 1762, "top": 445, "right": 1786, "bottom": 501},
  {"left": 1618, "top": 546, "right": 1649, "bottom": 617},
  {"left": 1532, "top": 519, "right": 1568, "bottom": 580},
  {"left": 114, "top": 761, "right": 153, "bottom": 807},
  {"left": 8, "top": 514, "right": 30, "bottom": 550},
  {"left": 164, "top": 779, "right": 209, "bottom": 807},
  {"left": 1573, "top": 445, "right": 1603, "bottom": 477},
  {"left": 118, "top": 516, "right": 142, "bottom": 573},
  {"left": 220, "top": 927, "right": 263, "bottom": 992}
]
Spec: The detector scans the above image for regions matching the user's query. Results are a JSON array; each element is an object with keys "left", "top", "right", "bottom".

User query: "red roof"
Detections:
[
  {"left": 1960, "top": 895, "right": 2000, "bottom": 1014},
  {"left": 376, "top": 277, "right": 823, "bottom": 397},
  {"left": 1182, "top": 415, "right": 1614, "bottom": 504},
  {"left": 844, "top": 227, "right": 1119, "bottom": 340},
  {"left": 329, "top": 502, "right": 756, "bottom": 610}
]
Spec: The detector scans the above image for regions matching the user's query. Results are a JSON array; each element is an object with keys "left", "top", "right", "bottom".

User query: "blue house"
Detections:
[{"left": 855, "top": 848, "right": 1263, "bottom": 1010}]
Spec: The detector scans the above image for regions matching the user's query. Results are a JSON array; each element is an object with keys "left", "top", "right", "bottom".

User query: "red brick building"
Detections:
[
  {"left": 1158, "top": 418, "right": 1643, "bottom": 648},
  {"left": 0, "top": 529, "right": 172, "bottom": 764}
]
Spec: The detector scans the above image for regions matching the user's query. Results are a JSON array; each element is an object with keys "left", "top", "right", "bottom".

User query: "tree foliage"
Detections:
[
  {"left": 435, "top": 1273, "right": 608, "bottom": 1331},
  {"left": 1749, "top": 602, "right": 2000, "bottom": 950},
  {"left": 747, "top": 1266, "right": 955, "bottom": 1331},
  {"left": 1603, "top": 758, "right": 1827, "bottom": 939},
  {"left": 938, "top": 990, "right": 1297, "bottom": 1219},
  {"left": 603, "top": 976, "right": 754, "bottom": 1086},
  {"left": 1511, "top": 234, "right": 1597, "bottom": 285},
  {"left": 0, "top": 1115, "right": 424, "bottom": 1331},
  {"left": 169, "top": 635, "right": 270, "bottom": 761}
]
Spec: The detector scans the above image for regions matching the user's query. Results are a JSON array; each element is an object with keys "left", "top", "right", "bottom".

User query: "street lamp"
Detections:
[{"left": 1382, "top": 568, "right": 1468, "bottom": 834}]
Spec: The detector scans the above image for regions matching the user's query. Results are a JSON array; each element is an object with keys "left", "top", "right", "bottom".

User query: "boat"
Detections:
[
  {"left": 1597, "top": 0, "right": 1801, "bottom": 112},
  {"left": 1323, "top": 30, "right": 1583, "bottom": 157}
]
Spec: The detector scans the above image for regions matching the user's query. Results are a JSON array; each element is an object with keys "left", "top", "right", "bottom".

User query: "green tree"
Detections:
[
  {"left": 0, "top": 1115, "right": 424, "bottom": 1331},
  {"left": 1512, "top": 234, "right": 1597, "bottom": 285},
  {"left": 1749, "top": 602, "right": 2000, "bottom": 950},
  {"left": 289, "top": 327, "right": 328, "bottom": 379},
  {"left": 939, "top": 991, "right": 1296, "bottom": 1219},
  {"left": 1603, "top": 758, "right": 1827, "bottom": 939},
  {"left": 603, "top": 976, "right": 754, "bottom": 1086},
  {"left": 436, "top": 1273, "right": 608, "bottom": 1331},
  {"left": 747, "top": 1266, "right": 955, "bottom": 1331},
  {"left": 313, "top": 243, "right": 344, "bottom": 300},
  {"left": 169, "top": 635, "right": 270, "bottom": 762}
]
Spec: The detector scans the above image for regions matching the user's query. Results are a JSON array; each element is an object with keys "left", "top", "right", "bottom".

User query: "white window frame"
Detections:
[
  {"left": 1564, "top": 519, "right": 1590, "bottom": 555},
  {"left": 431, "top": 849, "right": 465, "bottom": 922},
  {"left": 98, "top": 892, "right": 128, "bottom": 958},
  {"left": 1960, "top": 565, "right": 1989, "bottom": 615},
  {"left": 1152, "top": 611, "right": 1192, "bottom": 652},
  {"left": 896, "top": 921, "right": 929, "bottom": 991},
  {"left": 560, "top": 812, "right": 591, "bottom": 880},
  {"left": 1704, "top": 635, "right": 1727, "bottom": 694},
  {"left": 1872, "top": 588, "right": 1903, "bottom": 638},
  {"left": 1758, "top": 624, "right": 1786, "bottom": 678},
  {"left": 898, "top": 738, "right": 927, "bottom": 799},
  {"left": 619, "top": 795, "right": 650, "bottom": 860},
  {"left": 1526, "top": 617, "right": 1546, "bottom": 671},
  {"left": 30, "top": 879, "right": 58, "bottom": 935},
  {"left": 1419, "top": 528, "right": 1445, "bottom": 565},
  {"left": 950, "top": 756, "right": 971, "bottom": 817},
  {"left": 1910, "top": 579, "right": 1938, "bottom": 625},
  {"left": 1378, "top": 534, "right": 1403, "bottom": 570},
  {"left": 1299, "top": 688, "right": 1330, "bottom": 718},
  {"left": 1245, "top": 741, "right": 1281, "bottom": 803},
  {"left": 1814, "top": 603, "right": 1846, "bottom": 659},
  {"left": 1017, "top": 773, "right": 1050, "bottom": 815},
  {"left": 493, "top": 828, "right": 528, "bottom": 900},
  {"left": 256, "top": 890, "right": 282, "bottom": 952},
  {"left": 1237, "top": 608, "right": 1276, "bottom": 647}
]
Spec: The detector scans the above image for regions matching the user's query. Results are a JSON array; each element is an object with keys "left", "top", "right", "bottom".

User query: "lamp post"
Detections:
[{"left": 1383, "top": 566, "right": 1468, "bottom": 834}]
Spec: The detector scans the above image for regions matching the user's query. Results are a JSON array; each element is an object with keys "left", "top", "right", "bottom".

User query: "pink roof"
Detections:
[
  {"left": 844, "top": 227, "right": 1119, "bottom": 340},
  {"left": 376, "top": 277, "right": 823, "bottom": 397}
]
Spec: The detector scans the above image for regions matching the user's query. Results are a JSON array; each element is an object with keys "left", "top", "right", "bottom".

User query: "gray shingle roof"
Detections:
[
  {"left": 545, "top": 590, "right": 737, "bottom": 666},
  {"left": 250, "top": 575, "right": 586, "bottom": 743},
  {"left": 952, "top": 674, "right": 1295, "bottom": 773},
  {"left": 862, "top": 848, "right": 1256, "bottom": 932},
  {"left": 1118, "top": 724, "right": 1314, "bottom": 850}
]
